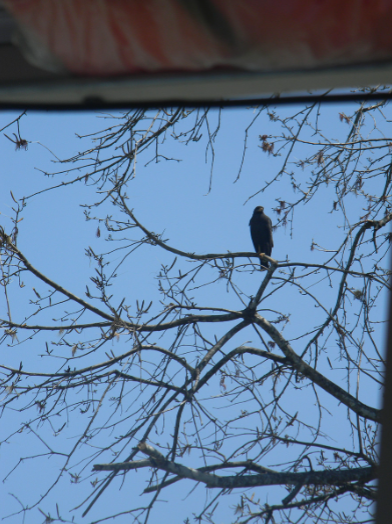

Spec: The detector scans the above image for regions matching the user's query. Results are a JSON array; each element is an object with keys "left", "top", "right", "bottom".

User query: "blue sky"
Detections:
[{"left": 0, "top": 104, "right": 387, "bottom": 523}]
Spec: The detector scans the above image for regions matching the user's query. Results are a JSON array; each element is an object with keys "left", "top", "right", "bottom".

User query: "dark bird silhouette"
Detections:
[{"left": 249, "top": 206, "right": 273, "bottom": 268}]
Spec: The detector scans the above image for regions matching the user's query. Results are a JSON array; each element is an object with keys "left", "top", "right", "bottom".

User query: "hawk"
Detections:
[{"left": 249, "top": 206, "right": 273, "bottom": 268}]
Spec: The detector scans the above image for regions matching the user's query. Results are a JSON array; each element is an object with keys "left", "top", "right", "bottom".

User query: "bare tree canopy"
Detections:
[{"left": 0, "top": 91, "right": 390, "bottom": 523}]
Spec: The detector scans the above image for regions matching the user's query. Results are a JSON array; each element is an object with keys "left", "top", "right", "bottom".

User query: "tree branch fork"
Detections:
[{"left": 0, "top": 223, "right": 381, "bottom": 423}]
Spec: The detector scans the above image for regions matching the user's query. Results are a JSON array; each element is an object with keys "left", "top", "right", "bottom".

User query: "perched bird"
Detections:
[{"left": 249, "top": 206, "right": 273, "bottom": 268}]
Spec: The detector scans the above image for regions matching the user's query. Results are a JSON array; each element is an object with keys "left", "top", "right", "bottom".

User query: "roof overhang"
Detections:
[{"left": 2, "top": 1, "right": 392, "bottom": 108}]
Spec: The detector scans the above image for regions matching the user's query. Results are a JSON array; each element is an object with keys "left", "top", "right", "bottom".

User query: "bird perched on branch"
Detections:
[{"left": 249, "top": 206, "right": 273, "bottom": 268}]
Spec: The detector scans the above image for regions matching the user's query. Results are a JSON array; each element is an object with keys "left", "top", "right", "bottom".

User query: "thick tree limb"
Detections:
[
  {"left": 0, "top": 311, "right": 244, "bottom": 333},
  {"left": 115, "top": 442, "right": 376, "bottom": 490},
  {"left": 253, "top": 313, "right": 380, "bottom": 422}
]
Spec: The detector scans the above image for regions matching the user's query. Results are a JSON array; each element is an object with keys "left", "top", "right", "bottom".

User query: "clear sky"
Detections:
[{"left": 0, "top": 103, "right": 387, "bottom": 523}]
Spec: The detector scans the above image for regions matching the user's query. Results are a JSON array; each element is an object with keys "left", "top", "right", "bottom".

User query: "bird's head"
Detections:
[{"left": 254, "top": 206, "right": 264, "bottom": 213}]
